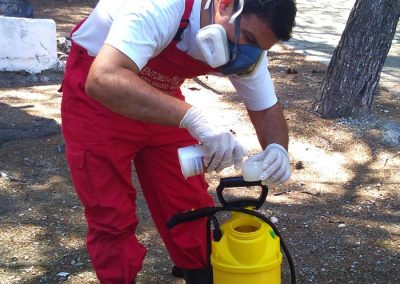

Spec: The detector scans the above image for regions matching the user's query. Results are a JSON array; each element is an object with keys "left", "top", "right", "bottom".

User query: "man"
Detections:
[{"left": 61, "top": 0, "right": 296, "bottom": 283}]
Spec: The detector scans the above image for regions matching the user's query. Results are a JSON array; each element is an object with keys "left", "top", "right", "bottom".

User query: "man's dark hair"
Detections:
[{"left": 242, "top": 0, "right": 297, "bottom": 41}]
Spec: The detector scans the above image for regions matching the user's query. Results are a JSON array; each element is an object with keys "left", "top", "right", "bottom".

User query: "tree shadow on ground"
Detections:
[
  {"left": 0, "top": 132, "right": 96, "bottom": 283},
  {"left": 0, "top": 102, "right": 60, "bottom": 145},
  {"left": 0, "top": 101, "right": 92, "bottom": 283},
  {"left": 0, "top": 70, "right": 64, "bottom": 89}
]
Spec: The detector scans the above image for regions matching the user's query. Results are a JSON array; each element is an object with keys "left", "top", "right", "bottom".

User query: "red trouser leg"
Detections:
[
  {"left": 62, "top": 42, "right": 148, "bottom": 283},
  {"left": 65, "top": 139, "right": 147, "bottom": 284},
  {"left": 134, "top": 138, "right": 214, "bottom": 269}
]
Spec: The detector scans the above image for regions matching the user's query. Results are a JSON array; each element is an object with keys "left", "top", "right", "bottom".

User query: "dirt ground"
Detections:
[{"left": 0, "top": 1, "right": 399, "bottom": 283}]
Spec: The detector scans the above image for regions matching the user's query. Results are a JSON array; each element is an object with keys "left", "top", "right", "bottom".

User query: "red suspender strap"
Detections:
[{"left": 173, "top": 0, "right": 195, "bottom": 41}]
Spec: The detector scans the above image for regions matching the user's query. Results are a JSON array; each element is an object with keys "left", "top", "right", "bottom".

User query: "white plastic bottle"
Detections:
[{"left": 177, "top": 144, "right": 206, "bottom": 178}]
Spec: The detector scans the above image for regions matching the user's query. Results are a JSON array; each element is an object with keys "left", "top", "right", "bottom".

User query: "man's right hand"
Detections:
[{"left": 180, "top": 106, "right": 246, "bottom": 173}]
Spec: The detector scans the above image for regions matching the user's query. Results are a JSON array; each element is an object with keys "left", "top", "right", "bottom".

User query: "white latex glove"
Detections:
[
  {"left": 248, "top": 143, "right": 291, "bottom": 184},
  {"left": 180, "top": 106, "right": 246, "bottom": 172}
]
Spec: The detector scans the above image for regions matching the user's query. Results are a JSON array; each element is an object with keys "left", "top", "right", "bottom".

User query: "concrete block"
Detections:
[{"left": 0, "top": 16, "right": 57, "bottom": 74}]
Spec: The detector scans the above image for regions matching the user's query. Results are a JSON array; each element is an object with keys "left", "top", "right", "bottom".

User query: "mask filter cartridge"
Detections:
[{"left": 196, "top": 24, "right": 230, "bottom": 68}]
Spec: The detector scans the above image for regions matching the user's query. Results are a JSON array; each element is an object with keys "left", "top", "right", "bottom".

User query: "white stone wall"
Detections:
[{"left": 0, "top": 16, "right": 57, "bottom": 74}]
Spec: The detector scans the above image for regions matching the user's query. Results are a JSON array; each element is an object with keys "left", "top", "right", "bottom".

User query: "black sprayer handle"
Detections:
[
  {"left": 167, "top": 177, "right": 268, "bottom": 228},
  {"left": 166, "top": 207, "right": 219, "bottom": 229},
  {"left": 216, "top": 176, "right": 268, "bottom": 209}
]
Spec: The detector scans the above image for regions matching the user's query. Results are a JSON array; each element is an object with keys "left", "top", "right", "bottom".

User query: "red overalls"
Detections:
[{"left": 61, "top": 0, "right": 216, "bottom": 283}]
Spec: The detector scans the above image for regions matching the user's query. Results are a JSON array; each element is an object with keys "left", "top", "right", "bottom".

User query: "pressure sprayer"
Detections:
[{"left": 167, "top": 176, "right": 296, "bottom": 284}]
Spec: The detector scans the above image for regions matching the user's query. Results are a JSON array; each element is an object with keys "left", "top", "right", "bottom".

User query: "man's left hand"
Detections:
[{"left": 248, "top": 143, "right": 291, "bottom": 184}]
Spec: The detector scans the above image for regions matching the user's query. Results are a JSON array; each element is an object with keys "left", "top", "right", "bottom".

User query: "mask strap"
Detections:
[
  {"left": 230, "top": 0, "right": 242, "bottom": 60},
  {"left": 229, "top": 0, "right": 244, "bottom": 24},
  {"left": 204, "top": 0, "right": 212, "bottom": 9},
  {"left": 229, "top": 15, "right": 240, "bottom": 60},
  {"left": 204, "top": 0, "right": 214, "bottom": 23},
  {"left": 205, "top": 0, "right": 244, "bottom": 24}
]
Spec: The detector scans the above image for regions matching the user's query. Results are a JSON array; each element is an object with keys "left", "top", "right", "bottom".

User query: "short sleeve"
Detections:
[
  {"left": 104, "top": 0, "right": 185, "bottom": 70},
  {"left": 228, "top": 52, "right": 277, "bottom": 111}
]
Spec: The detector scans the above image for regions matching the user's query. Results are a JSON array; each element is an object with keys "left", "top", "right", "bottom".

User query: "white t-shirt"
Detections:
[{"left": 72, "top": 0, "right": 277, "bottom": 111}]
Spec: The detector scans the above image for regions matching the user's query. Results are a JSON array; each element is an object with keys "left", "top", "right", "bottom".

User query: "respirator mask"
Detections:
[{"left": 196, "top": 0, "right": 263, "bottom": 75}]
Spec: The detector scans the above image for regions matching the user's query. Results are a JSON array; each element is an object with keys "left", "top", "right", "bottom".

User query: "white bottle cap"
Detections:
[
  {"left": 242, "top": 160, "right": 263, "bottom": 182},
  {"left": 178, "top": 144, "right": 206, "bottom": 178}
]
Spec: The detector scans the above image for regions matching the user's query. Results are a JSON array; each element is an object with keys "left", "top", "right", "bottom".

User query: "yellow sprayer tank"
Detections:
[{"left": 211, "top": 212, "right": 282, "bottom": 284}]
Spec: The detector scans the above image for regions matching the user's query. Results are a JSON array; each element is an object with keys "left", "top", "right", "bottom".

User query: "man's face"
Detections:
[
  {"left": 220, "top": 13, "right": 278, "bottom": 50},
  {"left": 211, "top": 0, "right": 278, "bottom": 51}
]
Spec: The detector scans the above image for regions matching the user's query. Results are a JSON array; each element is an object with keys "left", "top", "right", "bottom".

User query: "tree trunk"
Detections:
[{"left": 313, "top": 0, "right": 400, "bottom": 119}]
